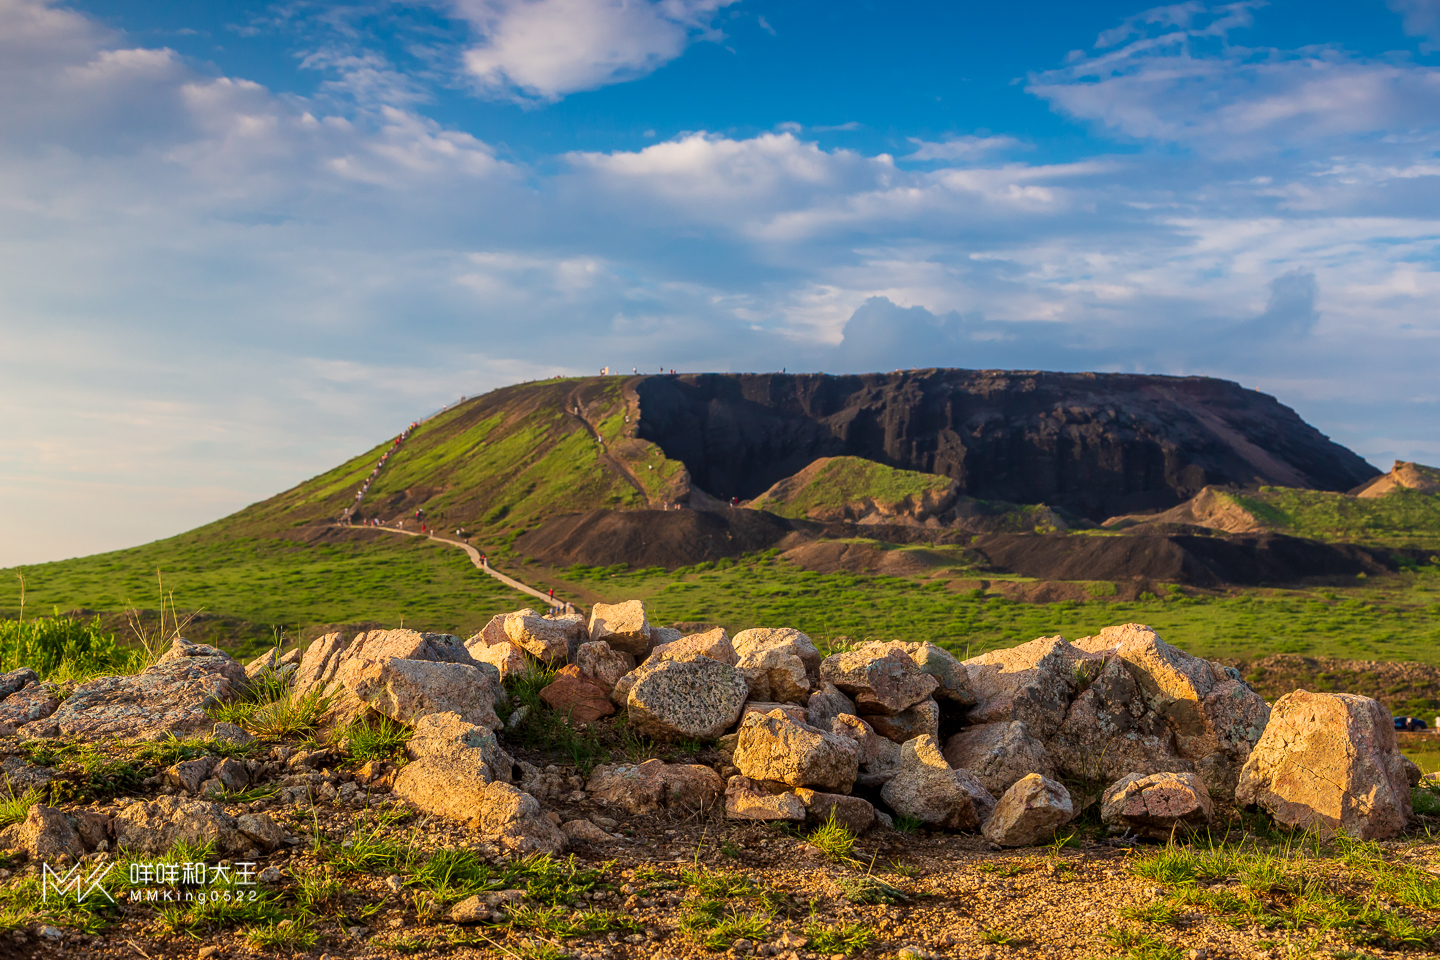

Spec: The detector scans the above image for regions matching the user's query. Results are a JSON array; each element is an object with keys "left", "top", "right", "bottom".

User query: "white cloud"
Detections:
[
  {"left": 905, "top": 135, "right": 1023, "bottom": 161},
  {"left": 1390, "top": 0, "right": 1440, "bottom": 46},
  {"left": 448, "top": 0, "right": 737, "bottom": 101}
]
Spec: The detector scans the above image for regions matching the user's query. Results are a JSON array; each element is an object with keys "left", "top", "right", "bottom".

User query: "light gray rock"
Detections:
[
  {"left": 648, "top": 626, "right": 684, "bottom": 647},
  {"left": 880, "top": 735, "right": 995, "bottom": 831},
  {"left": 466, "top": 617, "right": 528, "bottom": 681},
  {"left": 1236, "top": 690, "right": 1414, "bottom": 840},
  {"left": 586, "top": 759, "right": 725, "bottom": 815},
  {"left": 560, "top": 819, "right": 616, "bottom": 844},
  {"left": 733, "top": 709, "right": 860, "bottom": 792},
  {"left": 724, "top": 776, "right": 805, "bottom": 821},
  {"left": 820, "top": 649, "right": 938, "bottom": 716},
  {"left": 1102, "top": 771, "right": 1214, "bottom": 839},
  {"left": 942, "top": 721, "right": 1054, "bottom": 798},
  {"left": 394, "top": 765, "right": 566, "bottom": 855},
  {"left": 962, "top": 636, "right": 1099, "bottom": 739},
  {"left": 293, "top": 628, "right": 477, "bottom": 699},
  {"left": 166, "top": 757, "right": 217, "bottom": 795},
  {"left": 626, "top": 657, "right": 749, "bottom": 741},
  {"left": 574, "top": 641, "right": 635, "bottom": 692},
  {"left": 213, "top": 758, "right": 249, "bottom": 792},
  {"left": 806, "top": 682, "right": 857, "bottom": 730},
  {"left": 588, "top": 600, "right": 652, "bottom": 657},
  {"left": 0, "top": 804, "right": 83, "bottom": 862},
  {"left": 236, "top": 812, "right": 286, "bottom": 851},
  {"left": 333, "top": 656, "right": 504, "bottom": 731},
  {"left": 731, "top": 628, "right": 822, "bottom": 673},
  {"left": 830, "top": 713, "right": 902, "bottom": 787},
  {"left": 856, "top": 641, "right": 974, "bottom": 706},
  {"left": 212, "top": 721, "right": 256, "bottom": 745},
  {"left": 735, "top": 646, "right": 810, "bottom": 703},
  {"left": 982, "top": 774, "right": 1074, "bottom": 847},
  {"left": 0, "top": 683, "right": 61, "bottom": 736},
  {"left": 404, "top": 711, "right": 515, "bottom": 783},
  {"left": 649, "top": 627, "right": 736, "bottom": 666},
  {"left": 504, "top": 609, "right": 587, "bottom": 664}
]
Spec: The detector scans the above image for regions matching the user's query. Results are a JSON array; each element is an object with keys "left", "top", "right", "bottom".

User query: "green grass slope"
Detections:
[
  {"left": 748, "top": 456, "right": 955, "bottom": 520},
  {"left": 1229, "top": 487, "right": 1440, "bottom": 551}
]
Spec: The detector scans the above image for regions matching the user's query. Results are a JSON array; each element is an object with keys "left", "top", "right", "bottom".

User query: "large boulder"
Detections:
[
  {"left": 649, "top": 628, "right": 737, "bottom": 666},
  {"left": 735, "top": 647, "right": 810, "bottom": 704},
  {"left": 405, "top": 711, "right": 515, "bottom": 783},
  {"left": 466, "top": 617, "right": 528, "bottom": 681},
  {"left": 43, "top": 639, "right": 248, "bottom": 740},
  {"left": 731, "top": 628, "right": 822, "bottom": 673},
  {"left": 333, "top": 656, "right": 503, "bottom": 730},
  {"left": 504, "top": 609, "right": 587, "bottom": 664},
  {"left": 724, "top": 776, "right": 806, "bottom": 821},
  {"left": 983, "top": 774, "right": 1075, "bottom": 848},
  {"left": 626, "top": 657, "right": 748, "bottom": 741},
  {"left": 820, "top": 649, "right": 938, "bottom": 716},
  {"left": 962, "top": 636, "right": 1097, "bottom": 740},
  {"left": 880, "top": 735, "right": 995, "bottom": 831},
  {"left": 942, "top": 721, "right": 1054, "bottom": 799},
  {"left": 586, "top": 759, "right": 724, "bottom": 815},
  {"left": 589, "top": 601, "right": 652, "bottom": 657},
  {"left": 733, "top": 709, "right": 860, "bottom": 792},
  {"left": 1101, "top": 771, "right": 1214, "bottom": 839},
  {"left": 1235, "top": 690, "right": 1416, "bottom": 840},
  {"left": 574, "top": 642, "right": 635, "bottom": 692},
  {"left": 857, "top": 641, "right": 974, "bottom": 706},
  {"left": 294, "top": 628, "right": 475, "bottom": 698},
  {"left": 539, "top": 669, "right": 615, "bottom": 723}
]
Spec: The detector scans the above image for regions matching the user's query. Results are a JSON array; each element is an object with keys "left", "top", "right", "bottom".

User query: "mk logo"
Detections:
[{"left": 41, "top": 862, "right": 117, "bottom": 903}]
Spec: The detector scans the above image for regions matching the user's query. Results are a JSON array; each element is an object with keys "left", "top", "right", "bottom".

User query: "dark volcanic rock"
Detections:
[
  {"left": 634, "top": 370, "right": 1378, "bottom": 519},
  {"left": 516, "top": 506, "right": 798, "bottom": 569}
]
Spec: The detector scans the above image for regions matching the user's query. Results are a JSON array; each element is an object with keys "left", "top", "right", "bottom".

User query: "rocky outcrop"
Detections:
[
  {"left": 0, "top": 682, "right": 61, "bottom": 736},
  {"left": 112, "top": 797, "right": 265, "bottom": 855},
  {"left": 963, "top": 636, "right": 1096, "bottom": 740},
  {"left": 1235, "top": 690, "right": 1417, "bottom": 840}
]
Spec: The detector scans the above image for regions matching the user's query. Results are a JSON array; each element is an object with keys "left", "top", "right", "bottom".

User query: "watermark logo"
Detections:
[{"left": 42, "top": 862, "right": 117, "bottom": 904}]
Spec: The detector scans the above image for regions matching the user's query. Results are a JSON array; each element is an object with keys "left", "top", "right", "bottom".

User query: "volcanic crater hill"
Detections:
[{"left": 633, "top": 369, "right": 1378, "bottom": 520}]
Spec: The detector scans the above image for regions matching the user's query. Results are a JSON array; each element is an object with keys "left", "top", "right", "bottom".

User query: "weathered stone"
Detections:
[
  {"left": 735, "top": 647, "right": 810, "bottom": 703},
  {"left": 213, "top": 758, "right": 249, "bottom": 791},
  {"left": 504, "top": 609, "right": 587, "bottom": 664},
  {"left": 470, "top": 782, "right": 568, "bottom": 855},
  {"left": 1195, "top": 678, "right": 1272, "bottom": 802},
  {"left": 517, "top": 761, "right": 566, "bottom": 800},
  {"left": 806, "top": 682, "right": 857, "bottom": 729},
  {"left": 732, "top": 628, "right": 822, "bottom": 673},
  {"left": 212, "top": 721, "right": 256, "bottom": 745},
  {"left": 0, "top": 682, "right": 61, "bottom": 736},
  {"left": 449, "top": 889, "right": 526, "bottom": 923},
  {"left": 742, "top": 701, "right": 808, "bottom": 725},
  {"left": 236, "top": 812, "right": 286, "bottom": 851},
  {"left": 626, "top": 657, "right": 748, "bottom": 741},
  {"left": 0, "top": 668, "right": 38, "bottom": 700},
  {"left": 866, "top": 699, "right": 940, "bottom": 745},
  {"left": 166, "top": 757, "right": 217, "bottom": 795},
  {"left": 831, "top": 714, "right": 902, "bottom": 787},
  {"left": 857, "top": 642, "right": 974, "bottom": 706},
  {"left": 112, "top": 797, "right": 249, "bottom": 854},
  {"left": 794, "top": 788, "right": 876, "bottom": 833},
  {"left": 0, "top": 805, "right": 83, "bottom": 862},
  {"left": 294, "top": 628, "right": 477, "bottom": 699},
  {"left": 70, "top": 810, "right": 112, "bottom": 851},
  {"left": 48, "top": 641, "right": 248, "bottom": 740},
  {"left": 1236, "top": 690, "right": 1414, "bottom": 840},
  {"left": 466, "top": 623, "right": 528, "bottom": 681},
  {"left": 880, "top": 735, "right": 995, "bottom": 831},
  {"left": 574, "top": 641, "right": 635, "bottom": 692},
  {"left": 332, "top": 656, "right": 503, "bottom": 730},
  {"left": 962, "top": 636, "right": 1099, "bottom": 739},
  {"left": 586, "top": 759, "right": 725, "bottom": 815},
  {"left": 246, "top": 647, "right": 300, "bottom": 681},
  {"left": 725, "top": 776, "right": 806, "bottom": 821},
  {"left": 198, "top": 778, "right": 225, "bottom": 799},
  {"left": 0, "top": 757, "right": 53, "bottom": 793},
  {"left": 1048, "top": 655, "right": 1191, "bottom": 794},
  {"left": 649, "top": 628, "right": 736, "bottom": 666},
  {"left": 405, "top": 712, "right": 514, "bottom": 784},
  {"left": 588, "top": 600, "right": 652, "bottom": 657},
  {"left": 982, "top": 774, "right": 1074, "bottom": 847},
  {"left": 648, "top": 626, "right": 684, "bottom": 646},
  {"left": 539, "top": 669, "right": 615, "bottom": 722},
  {"left": 560, "top": 819, "right": 615, "bottom": 844},
  {"left": 820, "top": 649, "right": 938, "bottom": 716},
  {"left": 1102, "top": 771, "right": 1214, "bottom": 839},
  {"left": 609, "top": 670, "right": 639, "bottom": 709},
  {"left": 942, "top": 721, "right": 1054, "bottom": 798},
  {"left": 734, "top": 710, "right": 860, "bottom": 791}
]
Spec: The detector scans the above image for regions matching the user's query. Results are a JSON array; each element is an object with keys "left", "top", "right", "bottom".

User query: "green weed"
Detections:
[
  {"left": 805, "top": 920, "right": 876, "bottom": 955},
  {"left": 343, "top": 714, "right": 413, "bottom": 761},
  {"left": 805, "top": 809, "right": 858, "bottom": 864}
]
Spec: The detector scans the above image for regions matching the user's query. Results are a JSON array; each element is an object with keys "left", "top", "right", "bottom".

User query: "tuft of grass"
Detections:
[
  {"left": 680, "top": 898, "right": 772, "bottom": 951},
  {"left": 806, "top": 920, "right": 876, "bottom": 955},
  {"left": 0, "top": 612, "right": 142, "bottom": 682},
  {"left": 893, "top": 815, "right": 924, "bottom": 835},
  {"left": 343, "top": 714, "right": 413, "bottom": 761},
  {"left": 837, "top": 875, "right": 908, "bottom": 905},
  {"left": 979, "top": 927, "right": 1019, "bottom": 945},
  {"left": 805, "top": 809, "right": 858, "bottom": 864},
  {"left": 0, "top": 784, "right": 43, "bottom": 828},
  {"left": 682, "top": 867, "right": 755, "bottom": 899},
  {"left": 245, "top": 918, "right": 320, "bottom": 950}
]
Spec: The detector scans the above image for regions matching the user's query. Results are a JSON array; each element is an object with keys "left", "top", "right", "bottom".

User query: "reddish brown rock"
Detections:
[
  {"left": 539, "top": 670, "right": 615, "bottom": 722},
  {"left": 1101, "top": 771, "right": 1213, "bottom": 839},
  {"left": 586, "top": 759, "right": 725, "bottom": 815},
  {"left": 819, "top": 649, "right": 938, "bottom": 716}
]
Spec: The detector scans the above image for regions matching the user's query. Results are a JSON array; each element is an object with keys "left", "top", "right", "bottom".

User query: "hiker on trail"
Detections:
[
  {"left": 731, "top": 496, "right": 739, "bottom": 507},
  {"left": 548, "top": 588, "right": 555, "bottom": 601}
]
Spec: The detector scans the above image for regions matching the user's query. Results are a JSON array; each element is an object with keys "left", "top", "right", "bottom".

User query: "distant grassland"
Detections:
[
  {"left": 1231, "top": 487, "right": 1440, "bottom": 550},
  {"left": 6, "top": 521, "right": 1440, "bottom": 670},
  {"left": 2, "top": 530, "right": 532, "bottom": 640}
]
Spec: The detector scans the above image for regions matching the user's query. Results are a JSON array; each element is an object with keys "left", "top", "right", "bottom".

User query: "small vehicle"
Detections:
[{"left": 1395, "top": 716, "right": 1428, "bottom": 732}]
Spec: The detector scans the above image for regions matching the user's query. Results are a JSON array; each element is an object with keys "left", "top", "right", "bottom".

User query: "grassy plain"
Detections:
[{"left": 749, "top": 456, "right": 955, "bottom": 519}]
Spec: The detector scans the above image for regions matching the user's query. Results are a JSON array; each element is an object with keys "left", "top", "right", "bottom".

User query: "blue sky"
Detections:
[{"left": 2, "top": 0, "right": 1440, "bottom": 566}]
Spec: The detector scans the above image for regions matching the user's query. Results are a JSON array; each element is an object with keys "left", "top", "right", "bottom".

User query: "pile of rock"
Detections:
[{"left": 0, "top": 601, "right": 1424, "bottom": 867}]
